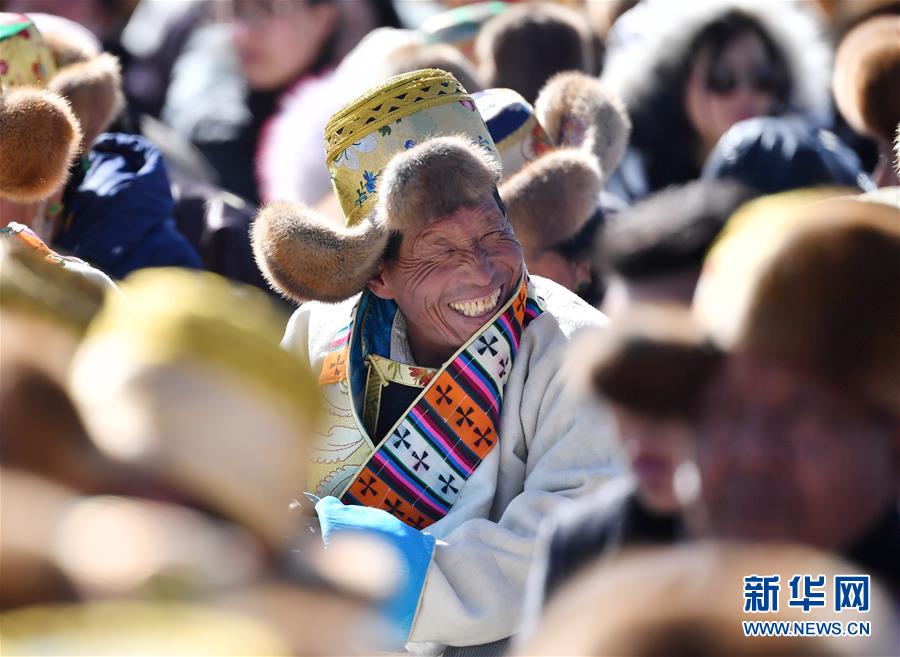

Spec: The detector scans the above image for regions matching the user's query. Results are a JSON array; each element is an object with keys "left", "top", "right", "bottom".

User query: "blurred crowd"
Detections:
[{"left": 0, "top": 0, "right": 898, "bottom": 655}]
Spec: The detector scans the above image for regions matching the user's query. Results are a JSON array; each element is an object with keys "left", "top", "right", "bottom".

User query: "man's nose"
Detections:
[{"left": 465, "top": 247, "right": 496, "bottom": 286}]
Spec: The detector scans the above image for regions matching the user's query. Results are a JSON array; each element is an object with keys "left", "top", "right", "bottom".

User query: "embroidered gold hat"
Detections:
[{"left": 253, "top": 69, "right": 503, "bottom": 303}]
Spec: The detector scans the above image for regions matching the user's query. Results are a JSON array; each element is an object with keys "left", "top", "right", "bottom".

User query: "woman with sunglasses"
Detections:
[{"left": 600, "top": 1, "right": 831, "bottom": 204}]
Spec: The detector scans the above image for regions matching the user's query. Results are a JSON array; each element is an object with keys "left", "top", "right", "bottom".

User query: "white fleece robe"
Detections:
[{"left": 282, "top": 276, "right": 622, "bottom": 652}]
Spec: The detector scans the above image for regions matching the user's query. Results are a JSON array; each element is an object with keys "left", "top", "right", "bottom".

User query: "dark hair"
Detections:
[
  {"left": 381, "top": 230, "right": 403, "bottom": 265},
  {"left": 596, "top": 179, "right": 755, "bottom": 281},
  {"left": 477, "top": 4, "right": 592, "bottom": 103},
  {"left": 629, "top": 10, "right": 790, "bottom": 191}
]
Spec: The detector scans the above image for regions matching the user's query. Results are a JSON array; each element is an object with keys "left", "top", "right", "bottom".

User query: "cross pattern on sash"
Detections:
[
  {"left": 439, "top": 473, "right": 459, "bottom": 495},
  {"left": 473, "top": 426, "right": 494, "bottom": 448},
  {"left": 329, "top": 352, "right": 346, "bottom": 377},
  {"left": 498, "top": 357, "right": 508, "bottom": 379},
  {"left": 383, "top": 497, "right": 405, "bottom": 518},
  {"left": 455, "top": 405, "right": 475, "bottom": 428},
  {"left": 360, "top": 476, "right": 379, "bottom": 497},
  {"left": 393, "top": 427, "right": 411, "bottom": 449},
  {"left": 476, "top": 335, "right": 499, "bottom": 356},
  {"left": 409, "top": 515, "right": 427, "bottom": 530},
  {"left": 412, "top": 449, "right": 430, "bottom": 471},
  {"left": 435, "top": 384, "right": 454, "bottom": 406}
]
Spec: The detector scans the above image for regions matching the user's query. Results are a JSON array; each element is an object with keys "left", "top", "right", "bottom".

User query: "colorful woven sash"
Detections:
[{"left": 317, "top": 276, "right": 543, "bottom": 529}]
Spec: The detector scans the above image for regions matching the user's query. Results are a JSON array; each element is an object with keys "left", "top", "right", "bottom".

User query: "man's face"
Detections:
[
  {"left": 695, "top": 353, "right": 898, "bottom": 549},
  {"left": 369, "top": 196, "right": 524, "bottom": 366}
]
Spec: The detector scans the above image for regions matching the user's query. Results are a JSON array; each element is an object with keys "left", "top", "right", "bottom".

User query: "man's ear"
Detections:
[{"left": 366, "top": 266, "right": 396, "bottom": 300}]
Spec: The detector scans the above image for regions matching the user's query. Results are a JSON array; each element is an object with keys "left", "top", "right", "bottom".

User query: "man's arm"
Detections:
[{"left": 407, "top": 333, "right": 622, "bottom": 648}]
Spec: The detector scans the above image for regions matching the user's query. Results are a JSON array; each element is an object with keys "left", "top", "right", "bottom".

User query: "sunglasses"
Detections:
[{"left": 706, "top": 64, "right": 782, "bottom": 96}]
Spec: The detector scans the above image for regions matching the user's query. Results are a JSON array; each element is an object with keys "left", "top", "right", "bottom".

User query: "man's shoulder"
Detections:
[
  {"left": 530, "top": 275, "right": 608, "bottom": 337},
  {"left": 283, "top": 294, "right": 361, "bottom": 354}
]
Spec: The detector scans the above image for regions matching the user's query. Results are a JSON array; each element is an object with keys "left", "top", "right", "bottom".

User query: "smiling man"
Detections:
[{"left": 251, "top": 70, "right": 619, "bottom": 652}]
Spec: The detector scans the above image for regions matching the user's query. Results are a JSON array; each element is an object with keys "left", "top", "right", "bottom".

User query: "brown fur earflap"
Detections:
[
  {"left": 499, "top": 148, "right": 602, "bottom": 253},
  {"left": 47, "top": 53, "right": 124, "bottom": 151},
  {"left": 0, "top": 89, "right": 81, "bottom": 203},
  {"left": 251, "top": 201, "right": 389, "bottom": 304},
  {"left": 41, "top": 27, "right": 100, "bottom": 68},
  {"left": 535, "top": 71, "right": 632, "bottom": 176},
  {"left": 572, "top": 305, "right": 723, "bottom": 420},
  {"left": 833, "top": 15, "right": 900, "bottom": 145},
  {"left": 377, "top": 136, "right": 501, "bottom": 234}
]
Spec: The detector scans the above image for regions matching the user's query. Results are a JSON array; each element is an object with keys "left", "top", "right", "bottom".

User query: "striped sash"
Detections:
[{"left": 333, "top": 276, "right": 543, "bottom": 529}]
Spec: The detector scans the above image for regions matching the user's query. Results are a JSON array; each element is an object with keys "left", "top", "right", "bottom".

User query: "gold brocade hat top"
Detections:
[{"left": 324, "top": 68, "right": 499, "bottom": 226}]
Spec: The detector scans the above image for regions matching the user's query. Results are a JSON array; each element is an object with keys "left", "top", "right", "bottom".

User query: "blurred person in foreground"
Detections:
[
  {"left": 0, "top": 12, "right": 201, "bottom": 279},
  {"left": 520, "top": 306, "right": 721, "bottom": 623},
  {"left": 555, "top": 191, "right": 900, "bottom": 598},
  {"left": 1, "top": 269, "right": 384, "bottom": 655},
  {"left": 519, "top": 543, "right": 898, "bottom": 656},
  {"left": 251, "top": 68, "right": 621, "bottom": 652},
  {"left": 690, "top": 193, "right": 900, "bottom": 594},
  {"left": 474, "top": 72, "right": 631, "bottom": 303},
  {"left": 601, "top": 0, "right": 832, "bottom": 203}
]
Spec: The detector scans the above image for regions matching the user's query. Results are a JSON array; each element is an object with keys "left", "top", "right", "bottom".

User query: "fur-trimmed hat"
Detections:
[
  {"left": 0, "top": 12, "right": 123, "bottom": 152},
  {"left": 833, "top": 15, "right": 900, "bottom": 147},
  {"left": 475, "top": 71, "right": 630, "bottom": 254},
  {"left": 0, "top": 87, "right": 81, "bottom": 203},
  {"left": 252, "top": 69, "right": 501, "bottom": 304}
]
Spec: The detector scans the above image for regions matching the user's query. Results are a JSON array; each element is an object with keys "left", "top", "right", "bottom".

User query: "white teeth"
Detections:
[{"left": 449, "top": 288, "right": 502, "bottom": 318}]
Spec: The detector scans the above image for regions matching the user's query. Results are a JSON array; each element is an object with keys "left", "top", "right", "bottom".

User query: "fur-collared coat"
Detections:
[
  {"left": 600, "top": 0, "right": 833, "bottom": 203},
  {"left": 281, "top": 276, "right": 622, "bottom": 652}
]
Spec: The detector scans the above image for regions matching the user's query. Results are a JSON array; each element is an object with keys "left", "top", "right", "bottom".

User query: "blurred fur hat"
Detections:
[
  {"left": 833, "top": 14, "right": 900, "bottom": 147},
  {"left": 69, "top": 269, "right": 321, "bottom": 551},
  {"left": 0, "top": 87, "right": 81, "bottom": 203},
  {"left": 580, "top": 191, "right": 900, "bottom": 421},
  {"left": 0, "top": 12, "right": 123, "bottom": 152},
  {"left": 475, "top": 71, "right": 630, "bottom": 254},
  {"left": 252, "top": 69, "right": 501, "bottom": 304}
]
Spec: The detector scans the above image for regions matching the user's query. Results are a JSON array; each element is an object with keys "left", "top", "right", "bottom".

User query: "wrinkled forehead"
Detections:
[{"left": 409, "top": 194, "right": 507, "bottom": 245}]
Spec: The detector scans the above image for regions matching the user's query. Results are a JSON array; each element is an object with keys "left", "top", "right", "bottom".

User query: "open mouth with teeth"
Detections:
[{"left": 448, "top": 287, "right": 503, "bottom": 319}]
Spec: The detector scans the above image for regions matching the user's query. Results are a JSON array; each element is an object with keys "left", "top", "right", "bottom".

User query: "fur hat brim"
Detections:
[
  {"left": 833, "top": 15, "right": 900, "bottom": 145},
  {"left": 251, "top": 202, "right": 388, "bottom": 304},
  {"left": 738, "top": 198, "right": 900, "bottom": 418},
  {"left": 0, "top": 88, "right": 81, "bottom": 203},
  {"left": 253, "top": 136, "right": 502, "bottom": 303},
  {"left": 534, "top": 71, "right": 632, "bottom": 175},
  {"left": 377, "top": 135, "right": 501, "bottom": 232},
  {"left": 47, "top": 52, "right": 123, "bottom": 151},
  {"left": 570, "top": 305, "right": 723, "bottom": 419},
  {"left": 499, "top": 148, "right": 602, "bottom": 254}
]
